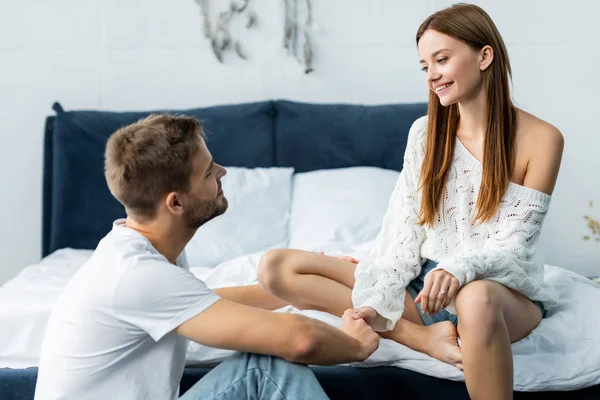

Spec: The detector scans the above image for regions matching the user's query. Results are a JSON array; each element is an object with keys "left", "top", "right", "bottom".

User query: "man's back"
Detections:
[{"left": 34, "top": 220, "right": 219, "bottom": 400}]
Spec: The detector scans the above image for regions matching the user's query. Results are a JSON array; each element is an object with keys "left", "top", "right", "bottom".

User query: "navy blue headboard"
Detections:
[{"left": 42, "top": 100, "right": 427, "bottom": 257}]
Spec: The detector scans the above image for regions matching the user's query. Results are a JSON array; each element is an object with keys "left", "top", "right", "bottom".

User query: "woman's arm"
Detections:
[
  {"left": 522, "top": 124, "right": 564, "bottom": 196},
  {"left": 351, "top": 117, "right": 428, "bottom": 332}
]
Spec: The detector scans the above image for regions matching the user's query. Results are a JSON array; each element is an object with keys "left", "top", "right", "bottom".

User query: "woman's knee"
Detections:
[
  {"left": 456, "top": 280, "right": 505, "bottom": 334},
  {"left": 257, "top": 249, "right": 290, "bottom": 294}
]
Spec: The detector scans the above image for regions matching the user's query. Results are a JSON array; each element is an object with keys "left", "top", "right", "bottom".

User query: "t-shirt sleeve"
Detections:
[{"left": 112, "top": 260, "right": 220, "bottom": 341}]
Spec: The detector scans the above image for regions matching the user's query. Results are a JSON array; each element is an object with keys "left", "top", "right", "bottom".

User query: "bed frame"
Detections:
[{"left": 2, "top": 100, "right": 598, "bottom": 399}]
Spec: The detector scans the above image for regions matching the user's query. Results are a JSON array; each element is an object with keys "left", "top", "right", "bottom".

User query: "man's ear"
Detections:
[
  {"left": 480, "top": 45, "right": 494, "bottom": 71},
  {"left": 165, "top": 192, "right": 185, "bottom": 215}
]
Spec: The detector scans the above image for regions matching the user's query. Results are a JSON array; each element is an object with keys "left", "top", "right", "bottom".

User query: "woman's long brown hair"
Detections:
[{"left": 416, "top": 3, "right": 517, "bottom": 226}]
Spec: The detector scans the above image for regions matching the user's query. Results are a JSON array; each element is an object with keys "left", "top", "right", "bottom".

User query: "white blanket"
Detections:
[{"left": 187, "top": 242, "right": 600, "bottom": 392}]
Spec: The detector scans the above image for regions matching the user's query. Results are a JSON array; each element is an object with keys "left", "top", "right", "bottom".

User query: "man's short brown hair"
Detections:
[{"left": 104, "top": 113, "right": 205, "bottom": 221}]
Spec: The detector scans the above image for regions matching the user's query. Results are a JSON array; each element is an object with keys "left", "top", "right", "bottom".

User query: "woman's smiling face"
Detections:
[{"left": 418, "top": 29, "right": 488, "bottom": 106}]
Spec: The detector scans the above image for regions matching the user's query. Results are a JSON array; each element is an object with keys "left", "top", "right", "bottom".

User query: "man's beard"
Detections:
[{"left": 184, "top": 195, "right": 228, "bottom": 230}]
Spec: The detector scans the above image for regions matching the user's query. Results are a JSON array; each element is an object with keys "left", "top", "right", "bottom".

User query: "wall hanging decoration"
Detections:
[
  {"left": 194, "top": 0, "right": 257, "bottom": 62},
  {"left": 195, "top": 0, "right": 315, "bottom": 73},
  {"left": 584, "top": 200, "right": 600, "bottom": 243},
  {"left": 283, "top": 0, "right": 314, "bottom": 74}
]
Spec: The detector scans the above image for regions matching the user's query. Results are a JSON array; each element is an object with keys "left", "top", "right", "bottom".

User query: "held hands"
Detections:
[
  {"left": 341, "top": 309, "right": 380, "bottom": 360},
  {"left": 415, "top": 269, "right": 460, "bottom": 315},
  {"left": 347, "top": 306, "right": 378, "bottom": 327}
]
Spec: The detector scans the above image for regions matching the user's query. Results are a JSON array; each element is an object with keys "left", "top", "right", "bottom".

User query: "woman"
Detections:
[{"left": 257, "top": 3, "right": 563, "bottom": 400}]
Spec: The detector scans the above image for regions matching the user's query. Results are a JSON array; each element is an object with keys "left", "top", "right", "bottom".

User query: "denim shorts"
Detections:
[{"left": 406, "top": 259, "right": 546, "bottom": 327}]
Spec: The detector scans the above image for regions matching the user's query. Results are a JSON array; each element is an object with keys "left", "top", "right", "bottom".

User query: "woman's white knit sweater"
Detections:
[{"left": 352, "top": 116, "right": 559, "bottom": 332}]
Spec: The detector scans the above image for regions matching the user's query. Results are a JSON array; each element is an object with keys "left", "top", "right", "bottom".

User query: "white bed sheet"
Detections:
[
  {"left": 2, "top": 245, "right": 600, "bottom": 392},
  {"left": 0, "top": 249, "right": 94, "bottom": 368}
]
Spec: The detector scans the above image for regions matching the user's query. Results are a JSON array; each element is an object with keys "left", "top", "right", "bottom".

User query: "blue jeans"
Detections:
[{"left": 179, "top": 353, "right": 329, "bottom": 400}]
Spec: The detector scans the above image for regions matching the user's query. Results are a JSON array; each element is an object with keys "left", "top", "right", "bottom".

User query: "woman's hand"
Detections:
[
  {"left": 315, "top": 252, "right": 359, "bottom": 264},
  {"left": 415, "top": 269, "right": 460, "bottom": 315},
  {"left": 334, "top": 255, "right": 359, "bottom": 264}
]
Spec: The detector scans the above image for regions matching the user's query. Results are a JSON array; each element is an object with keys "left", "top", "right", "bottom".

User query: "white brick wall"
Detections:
[{"left": 0, "top": 0, "right": 598, "bottom": 283}]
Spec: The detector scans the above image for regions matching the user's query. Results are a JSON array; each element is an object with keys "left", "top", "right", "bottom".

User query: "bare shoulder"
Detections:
[
  {"left": 517, "top": 109, "right": 564, "bottom": 150},
  {"left": 516, "top": 109, "right": 564, "bottom": 195}
]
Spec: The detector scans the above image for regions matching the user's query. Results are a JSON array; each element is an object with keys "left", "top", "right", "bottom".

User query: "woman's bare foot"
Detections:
[{"left": 425, "top": 321, "right": 463, "bottom": 370}]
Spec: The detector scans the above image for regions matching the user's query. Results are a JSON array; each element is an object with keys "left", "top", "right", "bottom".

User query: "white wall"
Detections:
[{"left": 1, "top": 0, "right": 599, "bottom": 283}]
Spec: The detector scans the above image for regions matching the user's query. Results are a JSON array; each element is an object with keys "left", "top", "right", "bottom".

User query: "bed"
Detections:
[{"left": 1, "top": 100, "right": 600, "bottom": 399}]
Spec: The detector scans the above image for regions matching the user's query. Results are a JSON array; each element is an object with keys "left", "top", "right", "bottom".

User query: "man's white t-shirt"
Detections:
[{"left": 34, "top": 220, "right": 220, "bottom": 400}]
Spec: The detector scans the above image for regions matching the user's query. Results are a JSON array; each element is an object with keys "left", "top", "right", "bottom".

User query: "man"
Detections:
[{"left": 34, "top": 114, "right": 380, "bottom": 400}]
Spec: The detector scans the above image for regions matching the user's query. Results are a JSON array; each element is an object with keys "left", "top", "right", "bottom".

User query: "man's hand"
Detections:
[
  {"left": 340, "top": 310, "right": 380, "bottom": 360},
  {"left": 345, "top": 306, "right": 378, "bottom": 328},
  {"left": 415, "top": 269, "right": 460, "bottom": 315}
]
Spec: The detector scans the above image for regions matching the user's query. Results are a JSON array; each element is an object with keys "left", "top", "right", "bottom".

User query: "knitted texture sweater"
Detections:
[{"left": 352, "top": 116, "right": 559, "bottom": 332}]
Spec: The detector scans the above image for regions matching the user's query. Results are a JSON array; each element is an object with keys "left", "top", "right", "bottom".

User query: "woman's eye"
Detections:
[
  {"left": 437, "top": 57, "right": 447, "bottom": 64},
  {"left": 421, "top": 66, "right": 428, "bottom": 72}
]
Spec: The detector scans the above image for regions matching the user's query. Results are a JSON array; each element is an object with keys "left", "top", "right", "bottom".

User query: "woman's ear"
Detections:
[{"left": 480, "top": 45, "right": 494, "bottom": 71}]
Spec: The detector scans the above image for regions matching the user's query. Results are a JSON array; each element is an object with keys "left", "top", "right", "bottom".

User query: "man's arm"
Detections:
[
  {"left": 213, "top": 285, "right": 287, "bottom": 310},
  {"left": 176, "top": 298, "right": 379, "bottom": 366}
]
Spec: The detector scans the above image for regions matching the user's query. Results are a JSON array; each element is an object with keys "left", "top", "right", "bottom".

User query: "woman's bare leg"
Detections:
[
  {"left": 454, "top": 280, "right": 543, "bottom": 400},
  {"left": 257, "top": 249, "right": 359, "bottom": 316},
  {"left": 258, "top": 249, "right": 462, "bottom": 368}
]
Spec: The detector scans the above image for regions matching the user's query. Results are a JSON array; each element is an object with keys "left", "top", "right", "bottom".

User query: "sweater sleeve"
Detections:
[
  {"left": 351, "top": 117, "right": 428, "bottom": 332},
  {"left": 430, "top": 190, "right": 558, "bottom": 309}
]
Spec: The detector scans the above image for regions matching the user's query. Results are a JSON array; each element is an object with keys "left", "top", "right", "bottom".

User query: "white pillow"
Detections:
[
  {"left": 185, "top": 167, "right": 294, "bottom": 267},
  {"left": 288, "top": 167, "right": 399, "bottom": 249}
]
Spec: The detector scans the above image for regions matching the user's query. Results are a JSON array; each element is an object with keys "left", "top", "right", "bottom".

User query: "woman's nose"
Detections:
[{"left": 427, "top": 67, "right": 440, "bottom": 83}]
